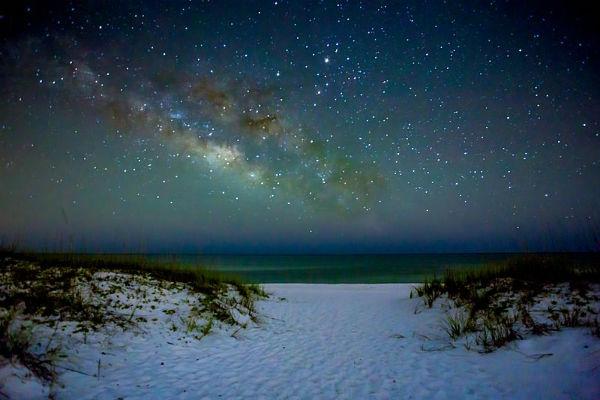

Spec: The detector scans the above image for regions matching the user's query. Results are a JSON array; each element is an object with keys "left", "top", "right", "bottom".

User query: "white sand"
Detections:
[{"left": 2, "top": 284, "right": 600, "bottom": 399}]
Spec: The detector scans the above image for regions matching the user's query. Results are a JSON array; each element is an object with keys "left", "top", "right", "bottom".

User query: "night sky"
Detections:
[{"left": 0, "top": 1, "right": 599, "bottom": 253}]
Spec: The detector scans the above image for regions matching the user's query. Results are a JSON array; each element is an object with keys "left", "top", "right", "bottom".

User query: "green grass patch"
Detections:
[{"left": 412, "top": 254, "right": 600, "bottom": 351}]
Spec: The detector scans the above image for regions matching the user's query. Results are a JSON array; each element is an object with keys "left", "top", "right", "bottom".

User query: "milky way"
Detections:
[
  {"left": 58, "top": 49, "right": 382, "bottom": 210},
  {"left": 0, "top": 1, "right": 598, "bottom": 252}
]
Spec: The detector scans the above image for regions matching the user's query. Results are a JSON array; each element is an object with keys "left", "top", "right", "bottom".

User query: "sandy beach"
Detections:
[
  {"left": 2, "top": 0, "right": 599, "bottom": 398},
  {"left": 2, "top": 283, "right": 599, "bottom": 399}
]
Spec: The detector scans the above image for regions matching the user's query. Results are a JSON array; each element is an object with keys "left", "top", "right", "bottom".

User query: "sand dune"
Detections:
[{"left": 2, "top": 284, "right": 599, "bottom": 399}]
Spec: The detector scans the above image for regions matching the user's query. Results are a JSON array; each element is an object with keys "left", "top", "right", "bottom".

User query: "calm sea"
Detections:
[{"left": 145, "top": 253, "right": 525, "bottom": 283}]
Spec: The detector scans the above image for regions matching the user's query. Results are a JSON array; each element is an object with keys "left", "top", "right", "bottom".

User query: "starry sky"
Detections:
[{"left": 0, "top": 1, "right": 599, "bottom": 253}]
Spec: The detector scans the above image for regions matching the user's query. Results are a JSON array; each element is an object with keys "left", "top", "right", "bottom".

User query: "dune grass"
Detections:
[
  {"left": 0, "top": 250, "right": 268, "bottom": 382},
  {"left": 0, "top": 251, "right": 267, "bottom": 327},
  {"left": 1, "top": 306, "right": 60, "bottom": 382},
  {"left": 14, "top": 252, "right": 266, "bottom": 297},
  {"left": 412, "top": 254, "right": 600, "bottom": 352}
]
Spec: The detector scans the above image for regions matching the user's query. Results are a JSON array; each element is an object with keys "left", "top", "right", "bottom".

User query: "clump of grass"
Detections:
[
  {"left": 559, "top": 307, "right": 583, "bottom": 327},
  {"left": 412, "top": 254, "right": 600, "bottom": 351},
  {"left": 0, "top": 306, "right": 59, "bottom": 382},
  {"left": 411, "top": 277, "right": 444, "bottom": 308},
  {"left": 443, "top": 310, "right": 476, "bottom": 340},
  {"left": 200, "top": 317, "right": 214, "bottom": 337},
  {"left": 475, "top": 313, "right": 521, "bottom": 352},
  {"left": 181, "top": 313, "right": 205, "bottom": 337}
]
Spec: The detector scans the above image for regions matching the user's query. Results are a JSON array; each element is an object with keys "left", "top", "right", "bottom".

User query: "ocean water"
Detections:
[{"left": 146, "top": 253, "right": 521, "bottom": 283}]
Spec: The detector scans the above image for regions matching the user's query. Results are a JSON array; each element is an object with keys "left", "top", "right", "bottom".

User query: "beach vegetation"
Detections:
[
  {"left": 0, "top": 306, "right": 60, "bottom": 382},
  {"left": 413, "top": 254, "right": 600, "bottom": 351},
  {"left": 444, "top": 310, "right": 475, "bottom": 340},
  {"left": 0, "top": 250, "right": 267, "bottom": 382}
]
